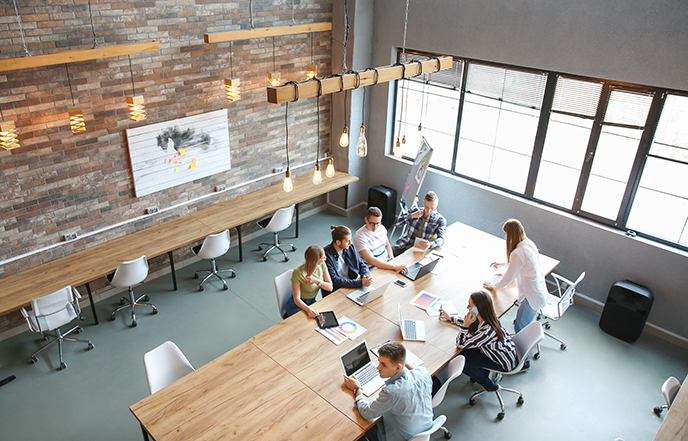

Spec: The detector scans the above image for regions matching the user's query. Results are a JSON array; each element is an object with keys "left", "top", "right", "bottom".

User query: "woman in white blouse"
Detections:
[{"left": 483, "top": 219, "right": 548, "bottom": 335}]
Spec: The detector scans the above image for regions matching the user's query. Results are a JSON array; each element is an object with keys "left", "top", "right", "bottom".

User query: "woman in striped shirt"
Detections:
[{"left": 439, "top": 290, "right": 517, "bottom": 392}]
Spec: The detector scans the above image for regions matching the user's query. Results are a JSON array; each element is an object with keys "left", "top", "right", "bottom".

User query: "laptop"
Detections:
[
  {"left": 398, "top": 303, "right": 426, "bottom": 341},
  {"left": 339, "top": 339, "right": 385, "bottom": 396},
  {"left": 346, "top": 281, "right": 393, "bottom": 306},
  {"left": 400, "top": 256, "right": 440, "bottom": 281}
]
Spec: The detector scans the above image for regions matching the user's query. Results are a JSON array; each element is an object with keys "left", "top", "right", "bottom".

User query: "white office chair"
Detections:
[
  {"left": 192, "top": 229, "right": 236, "bottom": 291},
  {"left": 274, "top": 269, "right": 294, "bottom": 319},
  {"left": 408, "top": 415, "right": 447, "bottom": 441},
  {"left": 143, "top": 341, "right": 195, "bottom": 394},
  {"left": 431, "top": 355, "right": 465, "bottom": 439},
  {"left": 21, "top": 286, "right": 94, "bottom": 370},
  {"left": 257, "top": 204, "right": 296, "bottom": 261},
  {"left": 654, "top": 376, "right": 681, "bottom": 415},
  {"left": 534, "top": 271, "right": 585, "bottom": 359},
  {"left": 469, "top": 321, "right": 544, "bottom": 420},
  {"left": 107, "top": 255, "right": 157, "bottom": 327}
]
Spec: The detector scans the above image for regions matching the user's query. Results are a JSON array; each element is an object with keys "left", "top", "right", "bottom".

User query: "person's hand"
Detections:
[
  {"left": 417, "top": 239, "right": 429, "bottom": 250},
  {"left": 306, "top": 307, "right": 319, "bottom": 318},
  {"left": 410, "top": 209, "right": 423, "bottom": 219},
  {"left": 343, "top": 374, "right": 361, "bottom": 392},
  {"left": 394, "top": 264, "right": 408, "bottom": 273},
  {"left": 483, "top": 282, "right": 496, "bottom": 294},
  {"left": 463, "top": 309, "right": 477, "bottom": 327},
  {"left": 439, "top": 309, "right": 452, "bottom": 322},
  {"left": 305, "top": 275, "right": 320, "bottom": 286},
  {"left": 362, "top": 275, "right": 373, "bottom": 287}
]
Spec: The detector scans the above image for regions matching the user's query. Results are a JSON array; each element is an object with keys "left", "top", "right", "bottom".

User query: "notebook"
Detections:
[
  {"left": 346, "top": 281, "right": 393, "bottom": 306},
  {"left": 339, "top": 339, "right": 385, "bottom": 396},
  {"left": 398, "top": 303, "right": 426, "bottom": 341},
  {"left": 400, "top": 256, "right": 440, "bottom": 281}
]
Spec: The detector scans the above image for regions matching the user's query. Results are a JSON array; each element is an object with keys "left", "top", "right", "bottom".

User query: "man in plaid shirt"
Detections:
[{"left": 393, "top": 191, "right": 447, "bottom": 256}]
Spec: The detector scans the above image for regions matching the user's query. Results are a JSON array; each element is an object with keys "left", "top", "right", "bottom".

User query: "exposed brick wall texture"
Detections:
[{"left": 0, "top": 0, "right": 334, "bottom": 332}]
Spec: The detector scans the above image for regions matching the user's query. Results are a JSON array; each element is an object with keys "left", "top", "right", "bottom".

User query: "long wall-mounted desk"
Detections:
[{"left": 0, "top": 172, "right": 357, "bottom": 325}]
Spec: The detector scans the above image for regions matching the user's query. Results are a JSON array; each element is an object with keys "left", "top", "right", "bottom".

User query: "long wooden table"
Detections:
[
  {"left": 0, "top": 172, "right": 357, "bottom": 324},
  {"left": 653, "top": 373, "right": 688, "bottom": 441},
  {"left": 130, "top": 221, "right": 559, "bottom": 440}
]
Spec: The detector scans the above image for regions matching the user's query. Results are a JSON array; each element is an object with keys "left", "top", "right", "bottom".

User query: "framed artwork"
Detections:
[{"left": 126, "top": 109, "right": 231, "bottom": 197}]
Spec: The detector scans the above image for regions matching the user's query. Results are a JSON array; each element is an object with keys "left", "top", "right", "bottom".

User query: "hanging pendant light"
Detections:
[
  {"left": 225, "top": 41, "right": 241, "bottom": 101},
  {"left": 340, "top": 90, "right": 349, "bottom": 147},
  {"left": 306, "top": 33, "right": 317, "bottom": 79},
  {"left": 268, "top": 36, "right": 282, "bottom": 86},
  {"left": 283, "top": 168, "right": 293, "bottom": 192},
  {"left": 394, "top": 138, "right": 403, "bottom": 159},
  {"left": 357, "top": 87, "right": 367, "bottom": 157},
  {"left": 0, "top": 112, "right": 20, "bottom": 150},
  {"left": 126, "top": 55, "right": 146, "bottom": 121},
  {"left": 65, "top": 64, "right": 86, "bottom": 133},
  {"left": 312, "top": 78, "right": 324, "bottom": 184},
  {"left": 283, "top": 102, "right": 293, "bottom": 192},
  {"left": 325, "top": 157, "right": 335, "bottom": 178},
  {"left": 312, "top": 164, "right": 322, "bottom": 184}
]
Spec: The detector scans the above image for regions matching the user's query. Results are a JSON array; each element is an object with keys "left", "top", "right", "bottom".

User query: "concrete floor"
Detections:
[{"left": 0, "top": 210, "right": 686, "bottom": 441}]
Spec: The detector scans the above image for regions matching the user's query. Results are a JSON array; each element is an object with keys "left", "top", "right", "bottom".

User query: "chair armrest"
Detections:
[{"left": 21, "top": 308, "right": 40, "bottom": 333}]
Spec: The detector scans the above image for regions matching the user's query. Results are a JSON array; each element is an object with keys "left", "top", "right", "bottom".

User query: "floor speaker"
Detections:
[
  {"left": 367, "top": 185, "right": 397, "bottom": 230},
  {"left": 599, "top": 280, "right": 654, "bottom": 343}
]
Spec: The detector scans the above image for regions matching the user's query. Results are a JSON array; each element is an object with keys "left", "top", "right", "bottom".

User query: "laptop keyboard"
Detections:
[
  {"left": 404, "top": 320, "right": 417, "bottom": 339},
  {"left": 357, "top": 365, "right": 379, "bottom": 385},
  {"left": 355, "top": 291, "right": 369, "bottom": 304}
]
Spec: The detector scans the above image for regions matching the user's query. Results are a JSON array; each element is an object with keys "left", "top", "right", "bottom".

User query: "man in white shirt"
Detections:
[{"left": 353, "top": 207, "right": 407, "bottom": 273}]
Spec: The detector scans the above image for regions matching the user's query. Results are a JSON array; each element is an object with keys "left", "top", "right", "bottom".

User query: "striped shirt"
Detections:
[{"left": 452, "top": 317, "right": 518, "bottom": 372}]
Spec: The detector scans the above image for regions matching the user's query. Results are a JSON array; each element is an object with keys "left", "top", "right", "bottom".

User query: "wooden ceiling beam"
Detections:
[{"left": 204, "top": 22, "right": 332, "bottom": 44}]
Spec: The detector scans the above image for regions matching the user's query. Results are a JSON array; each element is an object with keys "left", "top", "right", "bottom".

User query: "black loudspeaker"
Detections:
[
  {"left": 599, "top": 280, "right": 654, "bottom": 343},
  {"left": 368, "top": 185, "right": 397, "bottom": 230}
]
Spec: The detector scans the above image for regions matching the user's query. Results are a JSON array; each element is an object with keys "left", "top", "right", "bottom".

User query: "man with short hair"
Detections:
[
  {"left": 353, "top": 207, "right": 408, "bottom": 273},
  {"left": 322, "top": 225, "right": 373, "bottom": 297},
  {"left": 343, "top": 342, "right": 433, "bottom": 441},
  {"left": 393, "top": 191, "right": 446, "bottom": 256}
]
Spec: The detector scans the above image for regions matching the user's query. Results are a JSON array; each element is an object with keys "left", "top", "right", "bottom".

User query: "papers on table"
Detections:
[
  {"left": 409, "top": 290, "right": 441, "bottom": 312},
  {"left": 410, "top": 237, "right": 429, "bottom": 251},
  {"left": 317, "top": 315, "right": 367, "bottom": 344},
  {"left": 427, "top": 300, "right": 459, "bottom": 317}
]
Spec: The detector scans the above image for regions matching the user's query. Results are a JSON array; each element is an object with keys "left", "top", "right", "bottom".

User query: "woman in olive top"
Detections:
[{"left": 284, "top": 245, "right": 333, "bottom": 318}]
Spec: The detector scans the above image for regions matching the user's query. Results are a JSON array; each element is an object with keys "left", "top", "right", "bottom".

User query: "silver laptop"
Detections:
[
  {"left": 346, "top": 281, "right": 393, "bottom": 306},
  {"left": 401, "top": 256, "right": 440, "bottom": 281},
  {"left": 339, "top": 339, "right": 385, "bottom": 396},
  {"left": 398, "top": 303, "right": 426, "bottom": 341}
]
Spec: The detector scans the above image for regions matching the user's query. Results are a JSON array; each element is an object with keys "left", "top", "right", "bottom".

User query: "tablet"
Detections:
[{"left": 317, "top": 311, "right": 339, "bottom": 329}]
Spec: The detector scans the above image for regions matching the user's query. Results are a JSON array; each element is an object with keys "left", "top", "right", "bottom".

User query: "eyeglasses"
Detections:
[{"left": 367, "top": 220, "right": 381, "bottom": 227}]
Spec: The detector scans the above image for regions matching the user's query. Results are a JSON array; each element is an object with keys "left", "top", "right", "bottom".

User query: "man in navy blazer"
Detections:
[{"left": 322, "top": 225, "right": 373, "bottom": 297}]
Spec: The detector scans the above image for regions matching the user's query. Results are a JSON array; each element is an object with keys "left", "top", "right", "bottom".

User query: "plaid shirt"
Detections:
[{"left": 394, "top": 208, "right": 447, "bottom": 250}]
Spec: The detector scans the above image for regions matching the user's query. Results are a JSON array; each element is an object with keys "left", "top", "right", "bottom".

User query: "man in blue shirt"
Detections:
[
  {"left": 322, "top": 225, "right": 373, "bottom": 297},
  {"left": 343, "top": 342, "right": 433, "bottom": 441},
  {"left": 393, "top": 191, "right": 447, "bottom": 256}
]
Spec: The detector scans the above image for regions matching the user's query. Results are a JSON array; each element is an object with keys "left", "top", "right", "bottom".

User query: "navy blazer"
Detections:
[{"left": 323, "top": 242, "right": 371, "bottom": 296}]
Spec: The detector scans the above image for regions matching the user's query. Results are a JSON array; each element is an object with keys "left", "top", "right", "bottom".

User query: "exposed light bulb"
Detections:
[
  {"left": 268, "top": 72, "right": 281, "bottom": 87},
  {"left": 225, "top": 78, "right": 241, "bottom": 101},
  {"left": 325, "top": 158, "right": 335, "bottom": 178},
  {"left": 312, "top": 164, "right": 322, "bottom": 185},
  {"left": 306, "top": 65, "right": 317, "bottom": 80},
  {"left": 418, "top": 123, "right": 422, "bottom": 131},
  {"left": 283, "top": 169, "right": 293, "bottom": 192},
  {"left": 357, "top": 125, "right": 367, "bottom": 157},
  {"left": 339, "top": 126, "right": 349, "bottom": 147},
  {"left": 402, "top": 135, "right": 406, "bottom": 145}
]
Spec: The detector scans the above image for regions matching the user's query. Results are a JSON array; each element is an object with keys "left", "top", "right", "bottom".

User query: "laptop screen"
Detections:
[{"left": 341, "top": 341, "right": 371, "bottom": 377}]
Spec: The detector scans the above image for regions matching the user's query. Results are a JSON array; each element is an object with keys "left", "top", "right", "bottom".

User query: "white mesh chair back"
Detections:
[
  {"left": 110, "top": 255, "right": 149, "bottom": 288},
  {"left": 197, "top": 230, "right": 230, "bottom": 260},
  {"left": 274, "top": 270, "right": 294, "bottom": 319},
  {"left": 541, "top": 271, "right": 585, "bottom": 320},
  {"left": 510, "top": 321, "right": 544, "bottom": 372},
  {"left": 408, "top": 415, "right": 447, "bottom": 441},
  {"left": 30, "top": 286, "right": 79, "bottom": 332},
  {"left": 662, "top": 376, "right": 681, "bottom": 408},
  {"left": 265, "top": 205, "right": 295, "bottom": 233},
  {"left": 432, "top": 355, "right": 465, "bottom": 408},
  {"left": 144, "top": 341, "right": 195, "bottom": 394}
]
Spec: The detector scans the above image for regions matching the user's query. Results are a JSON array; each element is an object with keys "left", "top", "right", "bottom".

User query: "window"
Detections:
[{"left": 390, "top": 50, "right": 688, "bottom": 250}]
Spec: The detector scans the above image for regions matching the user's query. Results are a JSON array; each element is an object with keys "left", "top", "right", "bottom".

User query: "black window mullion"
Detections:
[
  {"left": 616, "top": 91, "right": 666, "bottom": 227},
  {"left": 525, "top": 73, "right": 557, "bottom": 196},
  {"left": 450, "top": 63, "right": 469, "bottom": 173},
  {"left": 572, "top": 83, "right": 612, "bottom": 213}
]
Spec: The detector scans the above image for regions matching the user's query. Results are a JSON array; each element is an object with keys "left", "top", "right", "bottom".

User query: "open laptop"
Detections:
[
  {"left": 398, "top": 303, "right": 426, "bottom": 341},
  {"left": 400, "top": 256, "right": 440, "bottom": 281},
  {"left": 340, "top": 339, "right": 385, "bottom": 396},
  {"left": 346, "top": 281, "right": 393, "bottom": 306}
]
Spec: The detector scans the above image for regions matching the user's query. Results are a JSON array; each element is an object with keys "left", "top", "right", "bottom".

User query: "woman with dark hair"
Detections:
[
  {"left": 483, "top": 219, "right": 548, "bottom": 336},
  {"left": 439, "top": 290, "right": 517, "bottom": 392},
  {"left": 283, "top": 245, "right": 333, "bottom": 318}
]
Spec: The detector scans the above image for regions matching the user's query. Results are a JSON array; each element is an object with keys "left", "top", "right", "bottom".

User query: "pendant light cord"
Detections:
[
  {"left": 315, "top": 79, "right": 322, "bottom": 163},
  {"left": 361, "top": 87, "right": 366, "bottom": 124},
  {"left": 128, "top": 55, "right": 136, "bottom": 96},
  {"left": 87, "top": 0, "right": 98, "bottom": 49},
  {"left": 292, "top": 0, "right": 296, "bottom": 25},
  {"left": 272, "top": 36, "right": 276, "bottom": 71},
  {"left": 65, "top": 64, "right": 76, "bottom": 106},
  {"left": 285, "top": 102, "right": 290, "bottom": 169},
  {"left": 249, "top": 0, "right": 255, "bottom": 29},
  {"left": 12, "top": 0, "right": 31, "bottom": 57},
  {"left": 230, "top": 41, "right": 234, "bottom": 77},
  {"left": 342, "top": 0, "right": 350, "bottom": 74},
  {"left": 400, "top": 0, "right": 410, "bottom": 64}
]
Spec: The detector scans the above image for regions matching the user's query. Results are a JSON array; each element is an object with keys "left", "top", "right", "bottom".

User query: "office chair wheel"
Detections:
[
  {"left": 517, "top": 396, "right": 524, "bottom": 405},
  {"left": 80, "top": 314, "right": 86, "bottom": 320},
  {"left": 469, "top": 398, "right": 476, "bottom": 406},
  {"left": 222, "top": 285, "right": 228, "bottom": 291},
  {"left": 43, "top": 335, "right": 50, "bottom": 341},
  {"left": 444, "top": 430, "right": 452, "bottom": 439},
  {"left": 560, "top": 344, "right": 567, "bottom": 350},
  {"left": 284, "top": 257, "right": 290, "bottom": 262},
  {"left": 292, "top": 246, "right": 297, "bottom": 251},
  {"left": 31, "top": 356, "right": 38, "bottom": 364},
  {"left": 198, "top": 286, "right": 204, "bottom": 291},
  {"left": 230, "top": 272, "right": 236, "bottom": 278},
  {"left": 496, "top": 412, "right": 504, "bottom": 421},
  {"left": 151, "top": 307, "right": 158, "bottom": 315},
  {"left": 257, "top": 245, "right": 263, "bottom": 251},
  {"left": 533, "top": 352, "right": 540, "bottom": 360},
  {"left": 142, "top": 295, "right": 150, "bottom": 302},
  {"left": 60, "top": 362, "right": 67, "bottom": 370},
  {"left": 262, "top": 256, "right": 268, "bottom": 262},
  {"left": 87, "top": 343, "right": 95, "bottom": 350},
  {"left": 120, "top": 298, "right": 127, "bottom": 305},
  {"left": 76, "top": 326, "right": 83, "bottom": 334},
  {"left": 654, "top": 406, "right": 663, "bottom": 415},
  {"left": 194, "top": 273, "right": 199, "bottom": 279},
  {"left": 131, "top": 320, "right": 137, "bottom": 327},
  {"left": 544, "top": 323, "right": 551, "bottom": 330}
]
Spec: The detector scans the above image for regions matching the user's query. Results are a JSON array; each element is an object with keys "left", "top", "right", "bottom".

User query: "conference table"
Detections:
[
  {"left": 130, "top": 221, "right": 559, "bottom": 440},
  {"left": 0, "top": 172, "right": 357, "bottom": 325},
  {"left": 653, "top": 373, "right": 688, "bottom": 441}
]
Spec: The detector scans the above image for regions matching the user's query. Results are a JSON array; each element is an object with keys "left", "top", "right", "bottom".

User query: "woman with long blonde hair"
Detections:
[{"left": 283, "top": 245, "right": 333, "bottom": 318}]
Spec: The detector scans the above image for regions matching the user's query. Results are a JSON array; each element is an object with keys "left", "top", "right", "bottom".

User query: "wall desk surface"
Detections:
[{"left": 653, "top": 373, "right": 688, "bottom": 441}]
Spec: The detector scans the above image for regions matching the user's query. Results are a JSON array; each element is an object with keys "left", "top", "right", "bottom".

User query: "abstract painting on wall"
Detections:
[{"left": 126, "top": 109, "right": 231, "bottom": 197}]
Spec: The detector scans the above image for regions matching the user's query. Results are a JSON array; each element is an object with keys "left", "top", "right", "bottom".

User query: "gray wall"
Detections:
[{"left": 346, "top": 0, "right": 688, "bottom": 340}]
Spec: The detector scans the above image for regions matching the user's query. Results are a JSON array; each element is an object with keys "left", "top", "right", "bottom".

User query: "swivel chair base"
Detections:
[
  {"left": 469, "top": 373, "right": 524, "bottom": 420},
  {"left": 533, "top": 320, "right": 567, "bottom": 359},
  {"left": 194, "top": 257, "right": 236, "bottom": 291},
  {"left": 258, "top": 231, "right": 296, "bottom": 262},
  {"left": 30, "top": 326, "right": 94, "bottom": 370},
  {"left": 111, "top": 286, "right": 157, "bottom": 327}
]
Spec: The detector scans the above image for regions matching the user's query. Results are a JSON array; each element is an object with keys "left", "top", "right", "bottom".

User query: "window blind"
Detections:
[
  {"left": 551, "top": 77, "right": 603, "bottom": 117},
  {"left": 465, "top": 63, "right": 547, "bottom": 109}
]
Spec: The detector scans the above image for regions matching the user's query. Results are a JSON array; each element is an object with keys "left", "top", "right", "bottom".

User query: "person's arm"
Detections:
[
  {"left": 427, "top": 215, "right": 447, "bottom": 249},
  {"left": 291, "top": 282, "right": 318, "bottom": 318},
  {"left": 354, "top": 385, "right": 395, "bottom": 421},
  {"left": 456, "top": 323, "right": 492, "bottom": 350},
  {"left": 319, "top": 268, "right": 333, "bottom": 292},
  {"left": 325, "top": 251, "right": 364, "bottom": 289},
  {"left": 358, "top": 248, "right": 407, "bottom": 273},
  {"left": 491, "top": 251, "right": 525, "bottom": 290}
]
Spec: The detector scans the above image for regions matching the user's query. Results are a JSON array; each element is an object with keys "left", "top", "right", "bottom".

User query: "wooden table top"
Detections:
[
  {"left": 0, "top": 172, "right": 357, "bottom": 316},
  {"left": 653, "top": 373, "right": 688, "bottom": 441},
  {"left": 130, "top": 220, "right": 559, "bottom": 440}
]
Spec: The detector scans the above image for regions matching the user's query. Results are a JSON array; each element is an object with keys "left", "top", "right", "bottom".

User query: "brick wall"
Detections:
[{"left": 0, "top": 0, "right": 334, "bottom": 332}]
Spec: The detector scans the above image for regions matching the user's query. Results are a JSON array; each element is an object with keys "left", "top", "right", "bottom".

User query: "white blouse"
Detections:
[{"left": 493, "top": 240, "right": 548, "bottom": 310}]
